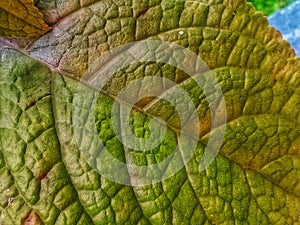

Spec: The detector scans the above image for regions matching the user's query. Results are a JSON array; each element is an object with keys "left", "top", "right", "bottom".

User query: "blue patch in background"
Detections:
[{"left": 268, "top": 0, "right": 300, "bottom": 56}]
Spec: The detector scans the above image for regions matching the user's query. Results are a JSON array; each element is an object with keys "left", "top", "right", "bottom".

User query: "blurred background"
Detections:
[{"left": 248, "top": 0, "right": 300, "bottom": 55}]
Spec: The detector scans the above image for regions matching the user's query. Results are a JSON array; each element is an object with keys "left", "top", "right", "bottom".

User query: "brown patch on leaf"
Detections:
[
  {"left": 136, "top": 7, "right": 149, "bottom": 17},
  {"left": 23, "top": 212, "right": 41, "bottom": 225},
  {"left": 27, "top": 100, "right": 37, "bottom": 108},
  {"left": 38, "top": 172, "right": 47, "bottom": 180},
  {"left": 135, "top": 96, "right": 156, "bottom": 108}
]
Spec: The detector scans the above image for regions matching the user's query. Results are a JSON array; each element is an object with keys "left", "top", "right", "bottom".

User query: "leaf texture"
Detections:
[
  {"left": 0, "top": 0, "right": 299, "bottom": 224},
  {"left": 0, "top": 0, "right": 50, "bottom": 38},
  {"left": 29, "top": 0, "right": 297, "bottom": 78}
]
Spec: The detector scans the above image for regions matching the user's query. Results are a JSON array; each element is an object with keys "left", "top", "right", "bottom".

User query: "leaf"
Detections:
[
  {"left": 0, "top": 0, "right": 299, "bottom": 225},
  {"left": 35, "top": 0, "right": 99, "bottom": 25},
  {"left": 0, "top": 0, "right": 50, "bottom": 38},
  {"left": 247, "top": 0, "right": 297, "bottom": 15},
  {"left": 28, "top": 0, "right": 297, "bottom": 78}
]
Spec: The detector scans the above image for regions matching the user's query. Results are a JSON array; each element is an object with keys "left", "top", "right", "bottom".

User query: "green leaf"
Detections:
[
  {"left": 0, "top": 0, "right": 299, "bottom": 224},
  {"left": 0, "top": 0, "right": 50, "bottom": 38},
  {"left": 247, "top": 0, "right": 297, "bottom": 15}
]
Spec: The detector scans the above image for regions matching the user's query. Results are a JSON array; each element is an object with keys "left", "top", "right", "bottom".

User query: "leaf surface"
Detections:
[
  {"left": 0, "top": 0, "right": 299, "bottom": 224},
  {"left": 0, "top": 0, "right": 50, "bottom": 38}
]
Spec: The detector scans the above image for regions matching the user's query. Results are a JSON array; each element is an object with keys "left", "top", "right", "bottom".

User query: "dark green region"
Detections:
[{"left": 247, "top": 0, "right": 297, "bottom": 15}]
